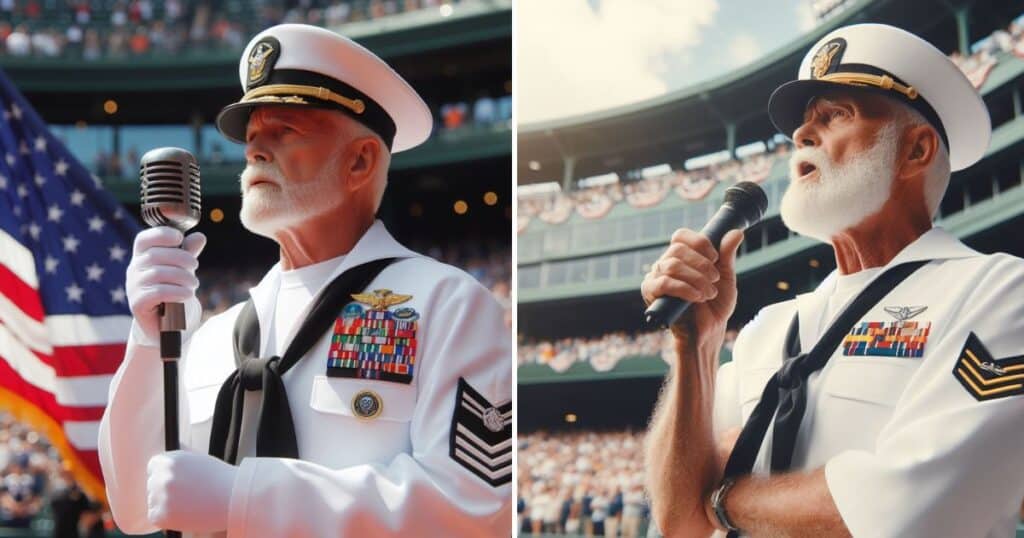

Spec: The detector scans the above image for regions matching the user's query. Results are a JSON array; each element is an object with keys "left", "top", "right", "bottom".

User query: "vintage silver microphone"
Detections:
[{"left": 139, "top": 147, "right": 201, "bottom": 538}]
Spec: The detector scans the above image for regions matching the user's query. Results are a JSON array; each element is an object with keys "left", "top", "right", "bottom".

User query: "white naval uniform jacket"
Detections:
[
  {"left": 98, "top": 220, "right": 513, "bottom": 537},
  {"left": 713, "top": 227, "right": 1024, "bottom": 538}
]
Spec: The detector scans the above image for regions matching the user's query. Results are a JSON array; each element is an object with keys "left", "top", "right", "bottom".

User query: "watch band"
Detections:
[{"left": 710, "top": 477, "right": 741, "bottom": 533}]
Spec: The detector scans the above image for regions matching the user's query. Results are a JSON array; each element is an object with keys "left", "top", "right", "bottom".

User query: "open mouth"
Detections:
[{"left": 796, "top": 161, "right": 819, "bottom": 181}]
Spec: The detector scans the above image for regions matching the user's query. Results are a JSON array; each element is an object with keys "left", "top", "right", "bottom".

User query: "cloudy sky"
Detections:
[{"left": 517, "top": 0, "right": 821, "bottom": 124}]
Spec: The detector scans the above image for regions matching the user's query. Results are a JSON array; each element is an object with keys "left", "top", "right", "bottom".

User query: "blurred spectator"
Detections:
[
  {"left": 518, "top": 328, "right": 739, "bottom": 372},
  {"left": 0, "top": 412, "right": 110, "bottom": 531},
  {"left": 519, "top": 430, "right": 648, "bottom": 537},
  {"left": 441, "top": 102, "right": 468, "bottom": 130}
]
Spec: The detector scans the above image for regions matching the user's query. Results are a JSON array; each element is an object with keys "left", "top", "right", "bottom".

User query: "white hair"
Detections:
[{"left": 888, "top": 100, "right": 951, "bottom": 218}]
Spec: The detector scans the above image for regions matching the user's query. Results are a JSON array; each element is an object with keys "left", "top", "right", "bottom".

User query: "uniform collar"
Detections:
[
  {"left": 794, "top": 226, "right": 976, "bottom": 348},
  {"left": 246, "top": 219, "right": 420, "bottom": 354}
]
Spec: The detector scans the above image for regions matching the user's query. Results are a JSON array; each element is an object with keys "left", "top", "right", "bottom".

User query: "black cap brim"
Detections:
[
  {"left": 767, "top": 79, "right": 902, "bottom": 139},
  {"left": 215, "top": 100, "right": 330, "bottom": 144}
]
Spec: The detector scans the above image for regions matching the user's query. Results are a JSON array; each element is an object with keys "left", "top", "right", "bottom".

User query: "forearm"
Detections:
[
  {"left": 98, "top": 334, "right": 183, "bottom": 534},
  {"left": 726, "top": 468, "right": 849, "bottom": 538},
  {"left": 644, "top": 325, "right": 722, "bottom": 538}
]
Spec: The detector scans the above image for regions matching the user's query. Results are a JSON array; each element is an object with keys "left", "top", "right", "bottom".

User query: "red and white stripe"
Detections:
[{"left": 0, "top": 228, "right": 129, "bottom": 483}]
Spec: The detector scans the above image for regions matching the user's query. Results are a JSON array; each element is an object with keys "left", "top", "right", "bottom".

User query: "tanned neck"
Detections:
[
  {"left": 275, "top": 205, "right": 375, "bottom": 270},
  {"left": 830, "top": 177, "right": 933, "bottom": 275}
]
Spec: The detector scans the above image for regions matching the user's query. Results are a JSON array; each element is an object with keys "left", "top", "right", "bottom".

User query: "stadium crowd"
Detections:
[
  {"left": 0, "top": 413, "right": 108, "bottom": 534},
  {"left": 0, "top": 0, "right": 473, "bottom": 59},
  {"left": 517, "top": 329, "right": 739, "bottom": 372},
  {"left": 518, "top": 429, "right": 650, "bottom": 537}
]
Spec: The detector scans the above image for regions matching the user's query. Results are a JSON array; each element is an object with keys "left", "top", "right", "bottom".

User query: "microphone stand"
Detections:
[{"left": 158, "top": 302, "right": 185, "bottom": 538}]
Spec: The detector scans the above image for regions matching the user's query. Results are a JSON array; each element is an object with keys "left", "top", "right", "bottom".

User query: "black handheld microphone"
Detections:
[
  {"left": 644, "top": 181, "right": 768, "bottom": 329},
  {"left": 139, "top": 147, "right": 201, "bottom": 538}
]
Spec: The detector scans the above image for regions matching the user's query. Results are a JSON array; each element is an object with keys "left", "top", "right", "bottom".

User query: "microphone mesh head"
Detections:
[
  {"left": 723, "top": 181, "right": 768, "bottom": 227},
  {"left": 139, "top": 147, "right": 201, "bottom": 231}
]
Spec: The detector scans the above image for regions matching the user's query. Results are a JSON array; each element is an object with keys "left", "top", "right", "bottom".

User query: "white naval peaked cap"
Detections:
[
  {"left": 216, "top": 23, "right": 433, "bottom": 153},
  {"left": 768, "top": 23, "right": 991, "bottom": 171}
]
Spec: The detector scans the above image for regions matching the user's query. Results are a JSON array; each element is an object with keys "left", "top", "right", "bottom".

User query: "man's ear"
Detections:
[
  {"left": 896, "top": 124, "right": 939, "bottom": 181},
  {"left": 344, "top": 136, "right": 383, "bottom": 193}
]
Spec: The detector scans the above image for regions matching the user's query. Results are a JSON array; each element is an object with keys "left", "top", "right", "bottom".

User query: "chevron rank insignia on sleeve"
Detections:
[
  {"left": 953, "top": 332, "right": 1024, "bottom": 401},
  {"left": 449, "top": 377, "right": 512, "bottom": 487}
]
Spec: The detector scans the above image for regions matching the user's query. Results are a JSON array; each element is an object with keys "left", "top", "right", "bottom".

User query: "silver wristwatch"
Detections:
[{"left": 710, "top": 477, "right": 741, "bottom": 533}]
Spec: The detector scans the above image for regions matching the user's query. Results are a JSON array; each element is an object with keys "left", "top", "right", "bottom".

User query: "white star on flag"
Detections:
[
  {"left": 34, "top": 136, "right": 46, "bottom": 151},
  {"left": 17, "top": 184, "right": 28, "bottom": 198},
  {"left": 85, "top": 263, "right": 105, "bottom": 282},
  {"left": 28, "top": 223, "right": 41, "bottom": 240},
  {"left": 47, "top": 204, "right": 64, "bottom": 223},
  {"left": 70, "top": 189, "right": 85, "bottom": 206},
  {"left": 88, "top": 216, "right": 105, "bottom": 232},
  {"left": 109, "top": 244, "right": 126, "bottom": 262},
  {"left": 62, "top": 234, "right": 80, "bottom": 253},
  {"left": 0, "top": 175, "right": 6, "bottom": 189},
  {"left": 44, "top": 255, "right": 59, "bottom": 274},
  {"left": 110, "top": 288, "right": 127, "bottom": 304},
  {"left": 5, "top": 153, "right": 14, "bottom": 166},
  {"left": 55, "top": 159, "right": 69, "bottom": 176},
  {"left": 10, "top": 103, "right": 22, "bottom": 120},
  {"left": 34, "top": 173, "right": 46, "bottom": 186},
  {"left": 92, "top": 174, "right": 103, "bottom": 187},
  {"left": 65, "top": 283, "right": 84, "bottom": 303}
]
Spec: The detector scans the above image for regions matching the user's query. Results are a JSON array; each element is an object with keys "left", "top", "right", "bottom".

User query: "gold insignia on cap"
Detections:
[
  {"left": 811, "top": 40, "right": 843, "bottom": 79},
  {"left": 248, "top": 41, "right": 275, "bottom": 84},
  {"left": 352, "top": 390, "right": 383, "bottom": 420},
  {"left": 351, "top": 289, "right": 413, "bottom": 311}
]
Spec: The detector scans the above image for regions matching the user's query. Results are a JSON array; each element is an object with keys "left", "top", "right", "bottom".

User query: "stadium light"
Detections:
[
  {"left": 103, "top": 99, "right": 118, "bottom": 115},
  {"left": 564, "top": 413, "right": 577, "bottom": 423},
  {"left": 777, "top": 281, "right": 790, "bottom": 291},
  {"left": 483, "top": 192, "right": 498, "bottom": 206},
  {"left": 454, "top": 200, "right": 468, "bottom": 215},
  {"left": 210, "top": 208, "right": 224, "bottom": 223},
  {"left": 809, "top": 258, "right": 820, "bottom": 268},
  {"left": 439, "top": 3, "right": 453, "bottom": 17},
  {"left": 528, "top": 160, "right": 541, "bottom": 171}
]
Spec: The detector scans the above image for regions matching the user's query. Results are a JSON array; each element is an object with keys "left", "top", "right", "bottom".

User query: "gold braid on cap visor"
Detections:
[
  {"left": 240, "top": 84, "right": 367, "bottom": 114},
  {"left": 817, "top": 72, "right": 919, "bottom": 100}
]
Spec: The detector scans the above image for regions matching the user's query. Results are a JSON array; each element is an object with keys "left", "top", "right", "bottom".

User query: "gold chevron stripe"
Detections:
[
  {"left": 242, "top": 84, "right": 366, "bottom": 114},
  {"left": 965, "top": 349, "right": 1024, "bottom": 373},
  {"left": 958, "top": 360, "right": 1024, "bottom": 386},
  {"left": 957, "top": 368, "right": 1023, "bottom": 396}
]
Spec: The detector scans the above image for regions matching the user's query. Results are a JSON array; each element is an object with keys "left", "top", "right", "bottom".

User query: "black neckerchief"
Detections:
[
  {"left": 722, "top": 260, "right": 927, "bottom": 537},
  {"left": 208, "top": 257, "right": 397, "bottom": 464}
]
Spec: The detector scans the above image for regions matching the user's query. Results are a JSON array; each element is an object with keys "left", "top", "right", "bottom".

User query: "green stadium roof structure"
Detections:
[{"left": 516, "top": 0, "right": 1019, "bottom": 185}]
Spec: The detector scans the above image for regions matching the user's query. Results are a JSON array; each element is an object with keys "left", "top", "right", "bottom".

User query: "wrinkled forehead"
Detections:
[
  {"left": 247, "top": 105, "right": 346, "bottom": 129},
  {"left": 802, "top": 88, "right": 896, "bottom": 120}
]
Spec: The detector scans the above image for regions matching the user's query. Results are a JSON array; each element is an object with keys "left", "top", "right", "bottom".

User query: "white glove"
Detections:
[
  {"left": 146, "top": 450, "right": 236, "bottom": 533},
  {"left": 126, "top": 227, "right": 206, "bottom": 347}
]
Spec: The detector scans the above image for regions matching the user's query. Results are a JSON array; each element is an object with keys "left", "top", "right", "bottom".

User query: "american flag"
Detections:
[{"left": 0, "top": 68, "right": 139, "bottom": 503}]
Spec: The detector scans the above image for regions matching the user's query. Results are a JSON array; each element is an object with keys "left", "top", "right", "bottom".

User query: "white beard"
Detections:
[
  {"left": 779, "top": 123, "right": 902, "bottom": 244},
  {"left": 239, "top": 150, "right": 344, "bottom": 239}
]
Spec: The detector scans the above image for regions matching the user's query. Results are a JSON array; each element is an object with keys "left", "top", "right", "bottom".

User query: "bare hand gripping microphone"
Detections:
[
  {"left": 644, "top": 181, "right": 768, "bottom": 329},
  {"left": 139, "top": 147, "right": 201, "bottom": 538}
]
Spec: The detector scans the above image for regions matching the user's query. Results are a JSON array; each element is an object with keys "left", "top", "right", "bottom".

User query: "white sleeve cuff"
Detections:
[{"left": 227, "top": 457, "right": 259, "bottom": 537}]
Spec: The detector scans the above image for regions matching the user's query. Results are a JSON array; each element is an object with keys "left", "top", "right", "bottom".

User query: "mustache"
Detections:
[
  {"left": 239, "top": 162, "right": 287, "bottom": 189},
  {"left": 788, "top": 147, "right": 832, "bottom": 180}
]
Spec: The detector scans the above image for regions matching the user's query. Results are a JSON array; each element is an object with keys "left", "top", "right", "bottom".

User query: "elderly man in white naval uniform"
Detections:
[
  {"left": 98, "top": 24, "right": 512, "bottom": 537},
  {"left": 641, "top": 24, "right": 1024, "bottom": 538}
]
